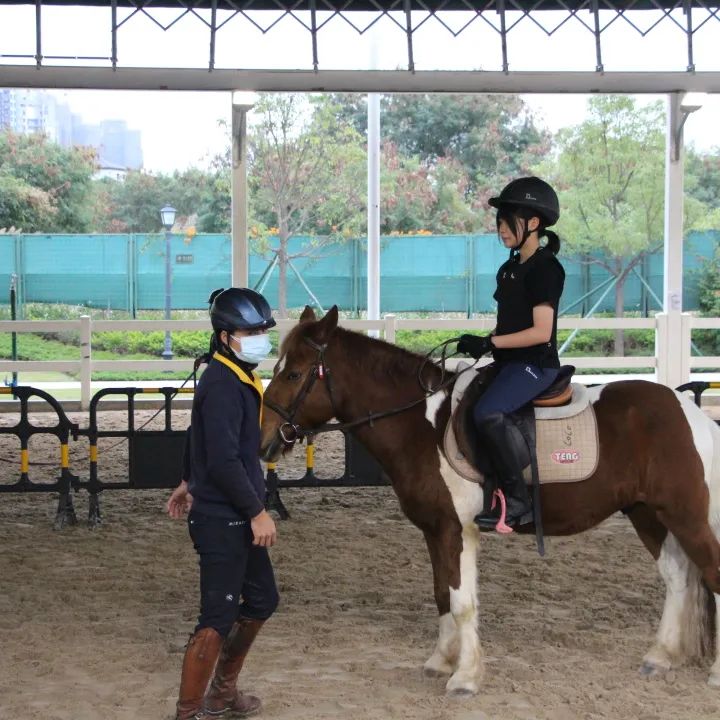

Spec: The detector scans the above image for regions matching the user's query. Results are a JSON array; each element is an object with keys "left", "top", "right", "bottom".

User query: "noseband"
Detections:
[{"left": 263, "top": 335, "right": 469, "bottom": 443}]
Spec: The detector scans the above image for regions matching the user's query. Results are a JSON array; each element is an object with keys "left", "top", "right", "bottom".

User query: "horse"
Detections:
[{"left": 259, "top": 305, "right": 720, "bottom": 696}]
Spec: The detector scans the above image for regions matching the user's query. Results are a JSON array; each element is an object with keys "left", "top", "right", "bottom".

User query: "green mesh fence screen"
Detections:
[{"left": 0, "top": 231, "right": 717, "bottom": 315}]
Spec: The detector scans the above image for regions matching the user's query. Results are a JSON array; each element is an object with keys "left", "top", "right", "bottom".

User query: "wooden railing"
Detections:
[{"left": 0, "top": 313, "right": 717, "bottom": 409}]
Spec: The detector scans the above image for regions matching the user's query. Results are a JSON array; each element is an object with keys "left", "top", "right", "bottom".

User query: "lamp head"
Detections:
[
  {"left": 232, "top": 91, "right": 258, "bottom": 109},
  {"left": 160, "top": 205, "right": 176, "bottom": 230},
  {"left": 681, "top": 92, "right": 706, "bottom": 115}
]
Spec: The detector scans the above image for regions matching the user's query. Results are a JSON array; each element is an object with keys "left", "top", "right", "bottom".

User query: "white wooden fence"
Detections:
[{"left": 0, "top": 313, "right": 718, "bottom": 409}]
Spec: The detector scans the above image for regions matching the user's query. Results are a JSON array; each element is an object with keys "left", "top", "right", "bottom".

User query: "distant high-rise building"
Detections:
[
  {"left": 77, "top": 117, "right": 143, "bottom": 172},
  {"left": 0, "top": 89, "right": 56, "bottom": 137},
  {"left": 0, "top": 89, "right": 143, "bottom": 173}
]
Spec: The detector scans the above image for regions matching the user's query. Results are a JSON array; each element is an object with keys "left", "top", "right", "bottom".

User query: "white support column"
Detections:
[
  {"left": 663, "top": 93, "right": 687, "bottom": 389},
  {"left": 367, "top": 92, "right": 381, "bottom": 338},
  {"left": 231, "top": 94, "right": 254, "bottom": 289}
]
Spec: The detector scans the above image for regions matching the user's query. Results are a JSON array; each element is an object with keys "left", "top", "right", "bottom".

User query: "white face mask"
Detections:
[{"left": 229, "top": 333, "right": 271, "bottom": 364}]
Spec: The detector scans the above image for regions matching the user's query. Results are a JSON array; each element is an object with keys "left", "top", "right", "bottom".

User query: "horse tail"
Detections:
[
  {"left": 670, "top": 395, "right": 720, "bottom": 659},
  {"left": 693, "top": 415, "right": 720, "bottom": 659},
  {"left": 708, "top": 417, "right": 720, "bottom": 535},
  {"left": 680, "top": 557, "right": 715, "bottom": 660}
]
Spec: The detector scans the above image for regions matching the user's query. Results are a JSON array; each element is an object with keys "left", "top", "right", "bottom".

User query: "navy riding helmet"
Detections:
[
  {"left": 488, "top": 176, "right": 560, "bottom": 227},
  {"left": 208, "top": 287, "right": 276, "bottom": 332}
]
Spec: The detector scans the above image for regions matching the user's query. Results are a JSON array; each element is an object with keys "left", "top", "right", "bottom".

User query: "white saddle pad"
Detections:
[{"left": 444, "top": 365, "right": 599, "bottom": 485}]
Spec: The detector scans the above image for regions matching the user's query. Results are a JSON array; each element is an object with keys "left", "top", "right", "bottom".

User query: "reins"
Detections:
[{"left": 263, "top": 335, "right": 476, "bottom": 442}]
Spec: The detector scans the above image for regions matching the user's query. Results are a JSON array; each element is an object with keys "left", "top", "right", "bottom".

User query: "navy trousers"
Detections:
[
  {"left": 473, "top": 362, "right": 559, "bottom": 423},
  {"left": 188, "top": 511, "right": 279, "bottom": 637}
]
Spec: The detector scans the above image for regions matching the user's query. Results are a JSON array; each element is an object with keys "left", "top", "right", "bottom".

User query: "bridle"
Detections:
[
  {"left": 263, "top": 337, "right": 337, "bottom": 443},
  {"left": 263, "top": 334, "right": 472, "bottom": 444}
]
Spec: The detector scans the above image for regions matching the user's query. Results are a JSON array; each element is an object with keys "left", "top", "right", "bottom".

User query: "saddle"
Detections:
[
  {"left": 444, "top": 363, "right": 599, "bottom": 486},
  {"left": 531, "top": 364, "right": 574, "bottom": 407}
]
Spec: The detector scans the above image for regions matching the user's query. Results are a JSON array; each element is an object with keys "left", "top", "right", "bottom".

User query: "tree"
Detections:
[
  {"left": 549, "top": 96, "right": 668, "bottom": 355},
  {"left": 324, "top": 93, "right": 551, "bottom": 229},
  {"left": 379, "top": 144, "right": 478, "bottom": 234},
  {"left": 196, "top": 159, "right": 231, "bottom": 233},
  {"left": 686, "top": 149, "right": 720, "bottom": 210},
  {"left": 249, "top": 93, "right": 366, "bottom": 316},
  {"left": 0, "top": 131, "right": 97, "bottom": 232},
  {"left": 99, "top": 166, "right": 231, "bottom": 233},
  {"left": 692, "top": 241, "right": 720, "bottom": 356},
  {"left": 0, "top": 172, "right": 55, "bottom": 232},
  {"left": 684, "top": 148, "right": 720, "bottom": 231}
]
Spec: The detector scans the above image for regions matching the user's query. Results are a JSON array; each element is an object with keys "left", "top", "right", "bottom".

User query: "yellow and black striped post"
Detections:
[{"left": 0, "top": 385, "right": 79, "bottom": 528}]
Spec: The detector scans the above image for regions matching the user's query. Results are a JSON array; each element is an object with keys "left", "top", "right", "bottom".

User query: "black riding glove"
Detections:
[{"left": 457, "top": 333, "right": 494, "bottom": 359}]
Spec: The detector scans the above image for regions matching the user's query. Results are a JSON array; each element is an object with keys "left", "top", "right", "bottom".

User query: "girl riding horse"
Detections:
[{"left": 457, "top": 176, "right": 565, "bottom": 531}]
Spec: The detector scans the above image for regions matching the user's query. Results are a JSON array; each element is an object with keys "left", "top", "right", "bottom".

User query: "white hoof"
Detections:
[
  {"left": 708, "top": 665, "right": 720, "bottom": 687},
  {"left": 423, "top": 653, "right": 454, "bottom": 678},
  {"left": 445, "top": 670, "right": 480, "bottom": 696},
  {"left": 639, "top": 660, "right": 670, "bottom": 678}
]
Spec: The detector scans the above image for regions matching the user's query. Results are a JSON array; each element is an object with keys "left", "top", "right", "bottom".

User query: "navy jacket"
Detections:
[{"left": 185, "top": 352, "right": 266, "bottom": 520}]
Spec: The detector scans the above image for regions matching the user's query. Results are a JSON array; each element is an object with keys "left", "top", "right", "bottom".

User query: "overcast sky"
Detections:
[
  {"left": 44, "top": 89, "right": 718, "bottom": 175},
  {"left": 1, "top": 3, "right": 719, "bottom": 171}
]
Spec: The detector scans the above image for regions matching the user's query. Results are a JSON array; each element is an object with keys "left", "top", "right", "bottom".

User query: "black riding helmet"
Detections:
[
  {"left": 208, "top": 287, "right": 276, "bottom": 332},
  {"left": 488, "top": 176, "right": 560, "bottom": 227}
]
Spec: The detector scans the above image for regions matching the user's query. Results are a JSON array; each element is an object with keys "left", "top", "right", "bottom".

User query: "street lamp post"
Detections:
[{"left": 160, "top": 205, "right": 176, "bottom": 360}]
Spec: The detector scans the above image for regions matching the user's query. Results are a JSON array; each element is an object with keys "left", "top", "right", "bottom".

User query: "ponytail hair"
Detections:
[{"left": 541, "top": 228, "right": 561, "bottom": 255}]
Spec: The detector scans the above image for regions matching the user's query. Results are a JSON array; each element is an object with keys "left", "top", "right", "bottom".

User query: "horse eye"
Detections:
[{"left": 287, "top": 370, "right": 302, "bottom": 381}]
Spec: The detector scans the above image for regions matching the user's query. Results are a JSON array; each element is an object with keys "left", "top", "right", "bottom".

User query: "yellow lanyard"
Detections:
[{"left": 212, "top": 351, "right": 264, "bottom": 425}]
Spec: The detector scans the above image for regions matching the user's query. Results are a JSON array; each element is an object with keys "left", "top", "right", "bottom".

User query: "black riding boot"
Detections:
[{"left": 473, "top": 412, "right": 533, "bottom": 530}]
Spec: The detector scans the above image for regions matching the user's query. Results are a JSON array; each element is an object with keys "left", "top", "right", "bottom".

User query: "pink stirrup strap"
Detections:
[{"left": 491, "top": 489, "right": 514, "bottom": 535}]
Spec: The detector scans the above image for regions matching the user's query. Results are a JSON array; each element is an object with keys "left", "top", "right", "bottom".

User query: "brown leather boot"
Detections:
[
  {"left": 204, "top": 617, "right": 265, "bottom": 718},
  {"left": 176, "top": 627, "right": 224, "bottom": 720}
]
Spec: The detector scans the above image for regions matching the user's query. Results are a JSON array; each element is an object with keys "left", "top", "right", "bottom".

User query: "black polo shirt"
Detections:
[{"left": 492, "top": 247, "right": 565, "bottom": 368}]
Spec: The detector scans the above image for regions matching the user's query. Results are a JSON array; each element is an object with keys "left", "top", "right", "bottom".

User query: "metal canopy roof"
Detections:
[
  {"left": 2, "top": 66, "right": 720, "bottom": 94},
  {"left": 1, "top": 0, "right": 720, "bottom": 91},
  {"left": 1, "top": 0, "right": 714, "bottom": 9}
]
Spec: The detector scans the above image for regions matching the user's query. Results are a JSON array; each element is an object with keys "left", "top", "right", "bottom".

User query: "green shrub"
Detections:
[
  {"left": 92, "top": 330, "right": 212, "bottom": 357},
  {"left": 395, "top": 329, "right": 463, "bottom": 355},
  {"left": 694, "top": 246, "right": 720, "bottom": 356},
  {"left": 0, "top": 332, "right": 78, "bottom": 360}
]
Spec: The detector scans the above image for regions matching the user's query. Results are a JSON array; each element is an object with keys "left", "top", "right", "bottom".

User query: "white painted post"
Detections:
[
  {"left": 663, "top": 93, "right": 686, "bottom": 390},
  {"left": 80, "top": 314, "right": 92, "bottom": 410},
  {"left": 367, "top": 92, "right": 381, "bottom": 338},
  {"left": 654, "top": 312, "right": 668, "bottom": 386},
  {"left": 384, "top": 314, "right": 396, "bottom": 344},
  {"left": 680, "top": 312, "right": 692, "bottom": 386}
]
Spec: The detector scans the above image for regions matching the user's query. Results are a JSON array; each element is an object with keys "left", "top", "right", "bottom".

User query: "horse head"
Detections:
[{"left": 260, "top": 305, "right": 340, "bottom": 462}]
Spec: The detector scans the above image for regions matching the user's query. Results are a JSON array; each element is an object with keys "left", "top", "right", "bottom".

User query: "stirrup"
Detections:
[{"left": 475, "top": 489, "right": 531, "bottom": 534}]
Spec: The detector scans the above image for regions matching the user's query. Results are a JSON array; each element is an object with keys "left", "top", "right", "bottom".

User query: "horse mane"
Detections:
[
  {"left": 284, "top": 320, "right": 446, "bottom": 385},
  {"left": 335, "top": 326, "right": 429, "bottom": 381}
]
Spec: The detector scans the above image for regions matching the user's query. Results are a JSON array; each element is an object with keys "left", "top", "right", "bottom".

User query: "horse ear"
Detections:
[
  {"left": 299, "top": 305, "right": 316, "bottom": 323},
  {"left": 314, "top": 305, "right": 339, "bottom": 343}
]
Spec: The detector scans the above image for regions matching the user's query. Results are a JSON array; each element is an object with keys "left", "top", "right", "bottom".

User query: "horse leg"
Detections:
[
  {"left": 648, "top": 508, "right": 718, "bottom": 677},
  {"left": 641, "top": 531, "right": 706, "bottom": 676},
  {"left": 626, "top": 504, "right": 680, "bottom": 676},
  {"left": 420, "top": 519, "right": 484, "bottom": 694},
  {"left": 422, "top": 530, "right": 458, "bottom": 678},
  {"left": 439, "top": 517, "right": 484, "bottom": 696},
  {"left": 626, "top": 504, "right": 701, "bottom": 674}
]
